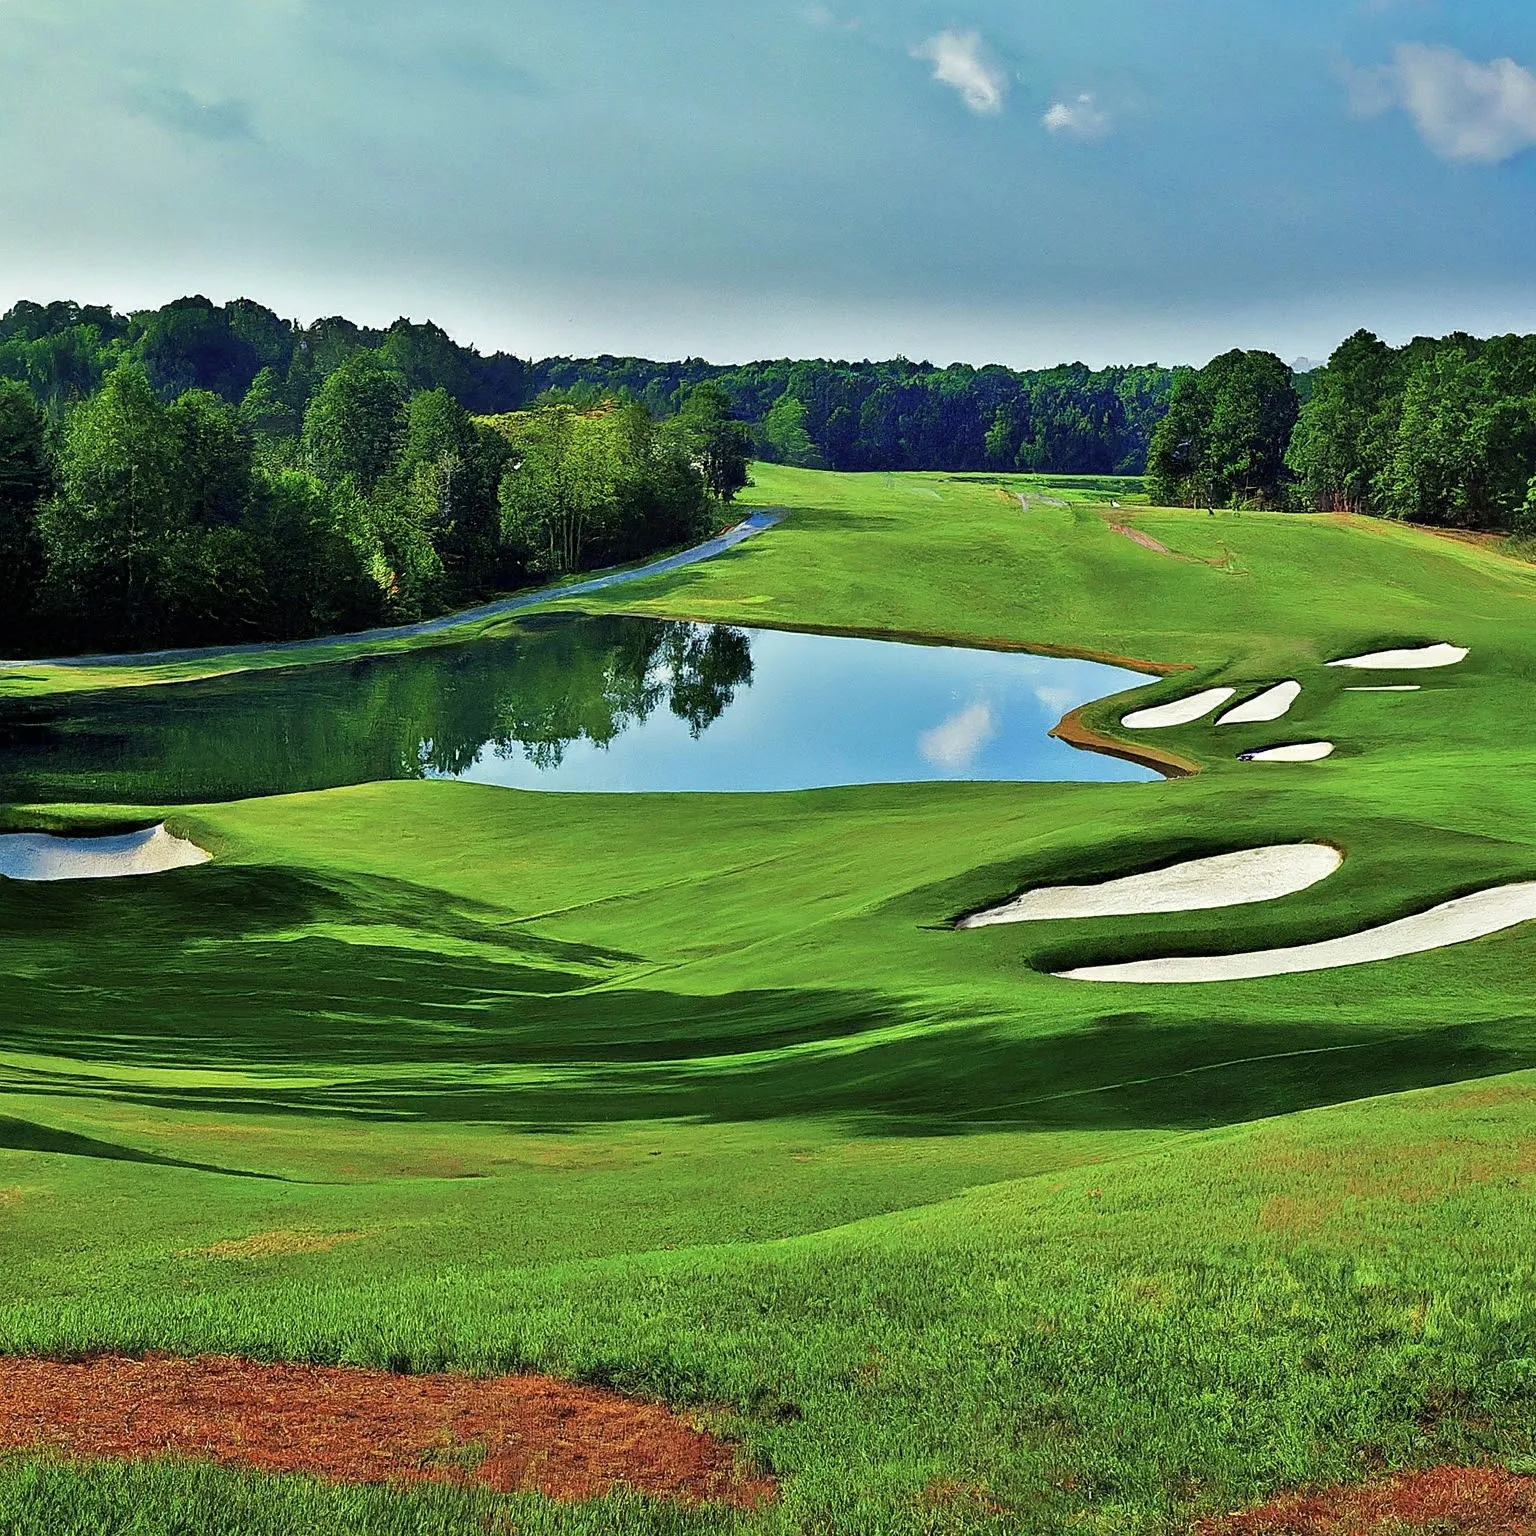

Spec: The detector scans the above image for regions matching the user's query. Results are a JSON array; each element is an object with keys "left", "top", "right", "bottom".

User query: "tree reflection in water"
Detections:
[{"left": 0, "top": 616, "right": 756, "bottom": 805}]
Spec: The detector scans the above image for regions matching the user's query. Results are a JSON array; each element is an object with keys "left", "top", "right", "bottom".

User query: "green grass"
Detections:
[{"left": 5, "top": 466, "right": 1536, "bottom": 1532}]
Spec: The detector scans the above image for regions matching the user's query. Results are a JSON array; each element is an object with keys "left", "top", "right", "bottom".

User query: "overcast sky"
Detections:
[{"left": 4, "top": 0, "right": 1536, "bottom": 367}]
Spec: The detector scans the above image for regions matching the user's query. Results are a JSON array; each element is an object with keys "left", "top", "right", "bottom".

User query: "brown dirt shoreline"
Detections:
[
  {"left": 1051, "top": 703, "right": 1201, "bottom": 780},
  {"left": 0, "top": 1354, "right": 775, "bottom": 1508},
  {"left": 1197, "top": 1465, "right": 1536, "bottom": 1534}
]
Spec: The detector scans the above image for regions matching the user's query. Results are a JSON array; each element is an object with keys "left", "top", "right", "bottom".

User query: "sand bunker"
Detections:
[
  {"left": 1240, "top": 743, "right": 1335, "bottom": 763},
  {"left": 1328, "top": 642, "right": 1468, "bottom": 670},
  {"left": 958, "top": 845, "right": 1342, "bottom": 928},
  {"left": 1198, "top": 1464, "right": 1536, "bottom": 1535},
  {"left": 1216, "top": 681, "right": 1301, "bottom": 726},
  {"left": 0, "top": 825, "right": 209, "bottom": 882},
  {"left": 0, "top": 1354, "right": 772, "bottom": 1507},
  {"left": 1057, "top": 880, "right": 1536, "bottom": 984},
  {"left": 1345, "top": 685, "right": 1421, "bottom": 692},
  {"left": 1121, "top": 687, "right": 1236, "bottom": 730}
]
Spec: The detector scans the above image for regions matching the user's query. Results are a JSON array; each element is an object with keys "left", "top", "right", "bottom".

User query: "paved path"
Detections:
[{"left": 2, "top": 509, "right": 785, "bottom": 671}]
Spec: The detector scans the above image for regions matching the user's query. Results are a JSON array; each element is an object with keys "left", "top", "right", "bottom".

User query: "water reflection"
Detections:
[{"left": 0, "top": 615, "right": 1156, "bottom": 805}]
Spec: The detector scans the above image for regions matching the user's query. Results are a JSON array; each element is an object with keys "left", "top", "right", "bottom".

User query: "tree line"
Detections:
[
  {"left": 3, "top": 297, "right": 1178, "bottom": 478},
  {"left": 6, "top": 294, "right": 1536, "bottom": 658},
  {"left": 0, "top": 297, "right": 752, "bottom": 654},
  {"left": 1148, "top": 333, "right": 1536, "bottom": 533},
  {"left": 532, "top": 356, "right": 1178, "bottom": 476}
]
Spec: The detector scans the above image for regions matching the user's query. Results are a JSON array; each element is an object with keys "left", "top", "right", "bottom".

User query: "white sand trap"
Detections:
[
  {"left": 1345, "top": 685, "right": 1421, "bottom": 693},
  {"left": 1121, "top": 687, "right": 1235, "bottom": 730},
  {"left": 1240, "top": 742, "right": 1335, "bottom": 763},
  {"left": 0, "top": 825, "right": 210, "bottom": 882},
  {"left": 958, "top": 844, "right": 1342, "bottom": 929},
  {"left": 1216, "top": 681, "right": 1301, "bottom": 726},
  {"left": 1328, "top": 643, "right": 1468, "bottom": 670},
  {"left": 1058, "top": 881, "right": 1536, "bottom": 984}
]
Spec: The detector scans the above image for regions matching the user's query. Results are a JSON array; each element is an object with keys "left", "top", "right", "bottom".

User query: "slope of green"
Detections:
[{"left": 4, "top": 467, "right": 1536, "bottom": 1533}]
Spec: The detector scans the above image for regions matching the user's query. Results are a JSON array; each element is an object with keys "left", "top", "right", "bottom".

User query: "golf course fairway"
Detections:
[{"left": 4, "top": 466, "right": 1536, "bottom": 1533}]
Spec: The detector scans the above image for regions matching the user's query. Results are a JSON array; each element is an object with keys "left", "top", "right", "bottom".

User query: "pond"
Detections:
[{"left": 0, "top": 615, "right": 1158, "bottom": 804}]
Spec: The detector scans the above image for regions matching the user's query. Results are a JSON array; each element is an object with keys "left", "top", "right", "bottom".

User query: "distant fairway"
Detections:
[{"left": 4, "top": 466, "right": 1536, "bottom": 1533}]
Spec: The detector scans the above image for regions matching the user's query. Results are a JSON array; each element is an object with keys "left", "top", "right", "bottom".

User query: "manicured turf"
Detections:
[{"left": 4, "top": 467, "right": 1536, "bottom": 1533}]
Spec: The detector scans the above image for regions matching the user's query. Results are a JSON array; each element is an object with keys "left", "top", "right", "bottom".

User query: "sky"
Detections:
[{"left": 3, "top": 1, "right": 1536, "bottom": 368}]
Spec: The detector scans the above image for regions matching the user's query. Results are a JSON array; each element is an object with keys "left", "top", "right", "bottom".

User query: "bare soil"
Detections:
[
  {"left": 0, "top": 1354, "right": 775, "bottom": 1507},
  {"left": 1198, "top": 1466, "right": 1536, "bottom": 1534}
]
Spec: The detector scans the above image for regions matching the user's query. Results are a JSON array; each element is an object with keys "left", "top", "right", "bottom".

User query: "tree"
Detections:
[
  {"left": 1145, "top": 370, "right": 1206, "bottom": 506},
  {"left": 0, "top": 380, "right": 50, "bottom": 646},
  {"left": 239, "top": 366, "right": 303, "bottom": 462},
  {"left": 672, "top": 382, "right": 752, "bottom": 498},
  {"left": 39, "top": 360, "right": 182, "bottom": 644},
  {"left": 1202, "top": 350, "right": 1298, "bottom": 506},
  {"left": 1374, "top": 349, "right": 1536, "bottom": 527},
  {"left": 130, "top": 295, "right": 269, "bottom": 401},
  {"left": 1286, "top": 331, "right": 1397, "bottom": 513},
  {"left": 496, "top": 401, "right": 709, "bottom": 576},
  {"left": 497, "top": 406, "right": 630, "bottom": 576},
  {"left": 392, "top": 388, "right": 511, "bottom": 602},
  {"left": 167, "top": 390, "right": 254, "bottom": 527},
  {"left": 1146, "top": 354, "right": 1296, "bottom": 508},
  {"left": 762, "top": 392, "right": 820, "bottom": 469},
  {"left": 300, "top": 352, "right": 408, "bottom": 490},
  {"left": 1514, "top": 478, "right": 1536, "bottom": 539},
  {"left": 247, "top": 469, "right": 381, "bottom": 637}
]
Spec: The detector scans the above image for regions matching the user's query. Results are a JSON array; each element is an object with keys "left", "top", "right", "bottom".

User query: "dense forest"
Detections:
[
  {"left": 5, "top": 293, "right": 1536, "bottom": 656},
  {"left": 1150, "top": 334, "right": 1536, "bottom": 532},
  {"left": 0, "top": 299, "right": 747, "bottom": 654},
  {"left": 1, "top": 296, "right": 1177, "bottom": 477},
  {"left": 531, "top": 355, "right": 1177, "bottom": 476}
]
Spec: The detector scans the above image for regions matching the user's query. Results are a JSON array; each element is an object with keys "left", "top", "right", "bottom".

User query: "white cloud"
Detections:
[
  {"left": 1042, "top": 92, "right": 1110, "bottom": 141},
  {"left": 911, "top": 30, "right": 1007, "bottom": 116},
  {"left": 802, "top": 4, "right": 858, "bottom": 31},
  {"left": 919, "top": 701, "right": 996, "bottom": 771},
  {"left": 1351, "top": 43, "right": 1536, "bottom": 164}
]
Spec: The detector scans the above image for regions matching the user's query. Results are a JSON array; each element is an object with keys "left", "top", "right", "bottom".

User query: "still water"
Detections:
[{"left": 0, "top": 615, "right": 1157, "bottom": 804}]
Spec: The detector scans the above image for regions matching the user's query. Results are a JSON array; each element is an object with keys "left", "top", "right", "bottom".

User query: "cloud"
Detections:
[
  {"left": 919, "top": 701, "right": 996, "bottom": 771},
  {"left": 911, "top": 30, "right": 1007, "bottom": 116},
  {"left": 1042, "top": 92, "right": 1111, "bottom": 140},
  {"left": 429, "top": 43, "right": 542, "bottom": 96},
  {"left": 127, "top": 85, "right": 255, "bottom": 143},
  {"left": 1350, "top": 43, "right": 1536, "bottom": 164},
  {"left": 1033, "top": 685, "right": 1077, "bottom": 716}
]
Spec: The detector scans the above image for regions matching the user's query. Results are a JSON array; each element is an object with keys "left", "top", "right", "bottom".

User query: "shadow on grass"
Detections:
[
  {"left": 7, "top": 861, "right": 1536, "bottom": 1138},
  {"left": 0, "top": 1115, "right": 286, "bottom": 1179}
]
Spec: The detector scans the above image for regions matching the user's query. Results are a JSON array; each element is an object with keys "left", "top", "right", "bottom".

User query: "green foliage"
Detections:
[
  {"left": 245, "top": 470, "right": 379, "bottom": 638},
  {"left": 1285, "top": 329, "right": 1396, "bottom": 514},
  {"left": 761, "top": 393, "right": 820, "bottom": 469},
  {"left": 497, "top": 403, "right": 709, "bottom": 576},
  {"left": 1147, "top": 351, "right": 1297, "bottom": 507},
  {"left": 0, "top": 380, "right": 49, "bottom": 642},
  {"left": 129, "top": 294, "right": 277, "bottom": 401},
  {"left": 1515, "top": 477, "right": 1536, "bottom": 539},
  {"left": 39, "top": 361, "right": 186, "bottom": 644},
  {"left": 1290, "top": 329, "right": 1536, "bottom": 528},
  {"left": 672, "top": 382, "right": 753, "bottom": 499},
  {"left": 301, "top": 353, "right": 408, "bottom": 492},
  {"left": 168, "top": 390, "right": 255, "bottom": 528},
  {"left": 533, "top": 356, "right": 1177, "bottom": 475},
  {"left": 238, "top": 367, "right": 302, "bottom": 464}
]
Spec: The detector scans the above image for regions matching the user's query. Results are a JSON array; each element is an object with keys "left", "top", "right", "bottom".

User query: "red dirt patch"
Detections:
[
  {"left": 1198, "top": 1466, "right": 1536, "bottom": 1534},
  {"left": 1110, "top": 522, "right": 1186, "bottom": 558},
  {"left": 0, "top": 1354, "right": 774, "bottom": 1507}
]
